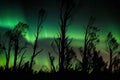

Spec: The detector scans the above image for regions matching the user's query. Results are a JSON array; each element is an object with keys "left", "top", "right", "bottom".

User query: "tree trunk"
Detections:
[
  {"left": 13, "top": 38, "right": 18, "bottom": 70},
  {"left": 5, "top": 39, "right": 11, "bottom": 70},
  {"left": 29, "top": 55, "right": 34, "bottom": 70},
  {"left": 109, "top": 49, "right": 112, "bottom": 72},
  {"left": 82, "top": 26, "right": 88, "bottom": 73}
]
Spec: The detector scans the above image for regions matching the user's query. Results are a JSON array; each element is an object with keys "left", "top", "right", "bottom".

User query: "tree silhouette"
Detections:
[
  {"left": 0, "top": 1, "right": 120, "bottom": 79},
  {"left": 106, "top": 32, "right": 119, "bottom": 72},
  {"left": 18, "top": 47, "right": 26, "bottom": 69},
  {"left": 81, "top": 16, "right": 100, "bottom": 73},
  {"left": 4, "top": 30, "right": 13, "bottom": 70},
  {"left": 1, "top": 22, "right": 28, "bottom": 70},
  {"left": 12, "top": 22, "right": 28, "bottom": 70},
  {"left": 48, "top": 52, "right": 56, "bottom": 72},
  {"left": 29, "top": 8, "right": 46, "bottom": 70},
  {"left": 54, "top": 0, "right": 76, "bottom": 71}
]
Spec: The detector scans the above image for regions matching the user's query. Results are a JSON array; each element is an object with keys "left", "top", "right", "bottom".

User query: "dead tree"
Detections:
[
  {"left": 48, "top": 52, "right": 56, "bottom": 72},
  {"left": 54, "top": 0, "right": 77, "bottom": 72},
  {"left": 29, "top": 8, "right": 46, "bottom": 70},
  {"left": 12, "top": 22, "right": 28, "bottom": 70}
]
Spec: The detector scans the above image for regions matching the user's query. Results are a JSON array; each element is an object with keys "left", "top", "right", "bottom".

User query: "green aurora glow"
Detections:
[
  {"left": 0, "top": 1, "right": 26, "bottom": 28},
  {"left": 0, "top": 0, "right": 120, "bottom": 71}
]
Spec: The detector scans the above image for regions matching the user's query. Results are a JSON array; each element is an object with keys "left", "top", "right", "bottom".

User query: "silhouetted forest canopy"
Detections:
[{"left": 0, "top": 0, "right": 120, "bottom": 80}]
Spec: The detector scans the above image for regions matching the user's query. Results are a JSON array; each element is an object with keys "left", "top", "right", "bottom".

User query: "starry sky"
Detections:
[{"left": 0, "top": 0, "right": 120, "bottom": 71}]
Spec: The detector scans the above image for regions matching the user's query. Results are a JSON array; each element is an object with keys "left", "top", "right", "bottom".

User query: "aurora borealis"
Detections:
[{"left": 0, "top": 0, "right": 120, "bottom": 71}]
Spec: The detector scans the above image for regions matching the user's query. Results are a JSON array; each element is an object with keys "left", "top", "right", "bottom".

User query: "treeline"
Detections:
[{"left": 0, "top": 0, "right": 120, "bottom": 80}]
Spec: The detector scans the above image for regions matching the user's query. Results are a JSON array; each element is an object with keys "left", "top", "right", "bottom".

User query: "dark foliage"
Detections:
[
  {"left": 80, "top": 16, "right": 101, "bottom": 73},
  {"left": 106, "top": 32, "right": 119, "bottom": 72}
]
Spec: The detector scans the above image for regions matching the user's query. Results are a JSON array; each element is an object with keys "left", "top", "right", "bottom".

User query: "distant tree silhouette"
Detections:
[
  {"left": 29, "top": 8, "right": 46, "bottom": 70},
  {"left": 48, "top": 52, "right": 56, "bottom": 72},
  {"left": 54, "top": 0, "right": 76, "bottom": 71},
  {"left": 81, "top": 16, "right": 100, "bottom": 73},
  {"left": 12, "top": 22, "right": 28, "bottom": 70},
  {"left": 106, "top": 32, "right": 119, "bottom": 72},
  {"left": 18, "top": 47, "right": 26, "bottom": 69}
]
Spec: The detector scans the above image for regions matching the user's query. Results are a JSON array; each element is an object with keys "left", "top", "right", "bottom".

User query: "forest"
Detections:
[{"left": 0, "top": 0, "right": 120, "bottom": 80}]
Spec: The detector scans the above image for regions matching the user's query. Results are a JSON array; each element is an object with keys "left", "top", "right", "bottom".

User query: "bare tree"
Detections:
[
  {"left": 53, "top": 0, "right": 77, "bottom": 72},
  {"left": 29, "top": 8, "right": 46, "bottom": 70},
  {"left": 48, "top": 52, "right": 56, "bottom": 72},
  {"left": 4, "top": 30, "right": 13, "bottom": 69},
  {"left": 3, "top": 22, "right": 28, "bottom": 70},
  {"left": 18, "top": 44, "right": 27, "bottom": 69},
  {"left": 12, "top": 22, "right": 28, "bottom": 70},
  {"left": 81, "top": 16, "right": 100, "bottom": 73},
  {"left": 106, "top": 32, "right": 119, "bottom": 72}
]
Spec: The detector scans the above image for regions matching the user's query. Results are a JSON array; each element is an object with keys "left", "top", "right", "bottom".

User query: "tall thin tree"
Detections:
[
  {"left": 12, "top": 22, "right": 28, "bottom": 70},
  {"left": 48, "top": 52, "right": 56, "bottom": 72},
  {"left": 4, "top": 30, "right": 13, "bottom": 69},
  {"left": 54, "top": 0, "right": 76, "bottom": 71},
  {"left": 29, "top": 8, "right": 46, "bottom": 70}
]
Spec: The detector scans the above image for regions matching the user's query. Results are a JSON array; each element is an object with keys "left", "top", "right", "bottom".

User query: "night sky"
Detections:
[{"left": 0, "top": 0, "right": 120, "bottom": 71}]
